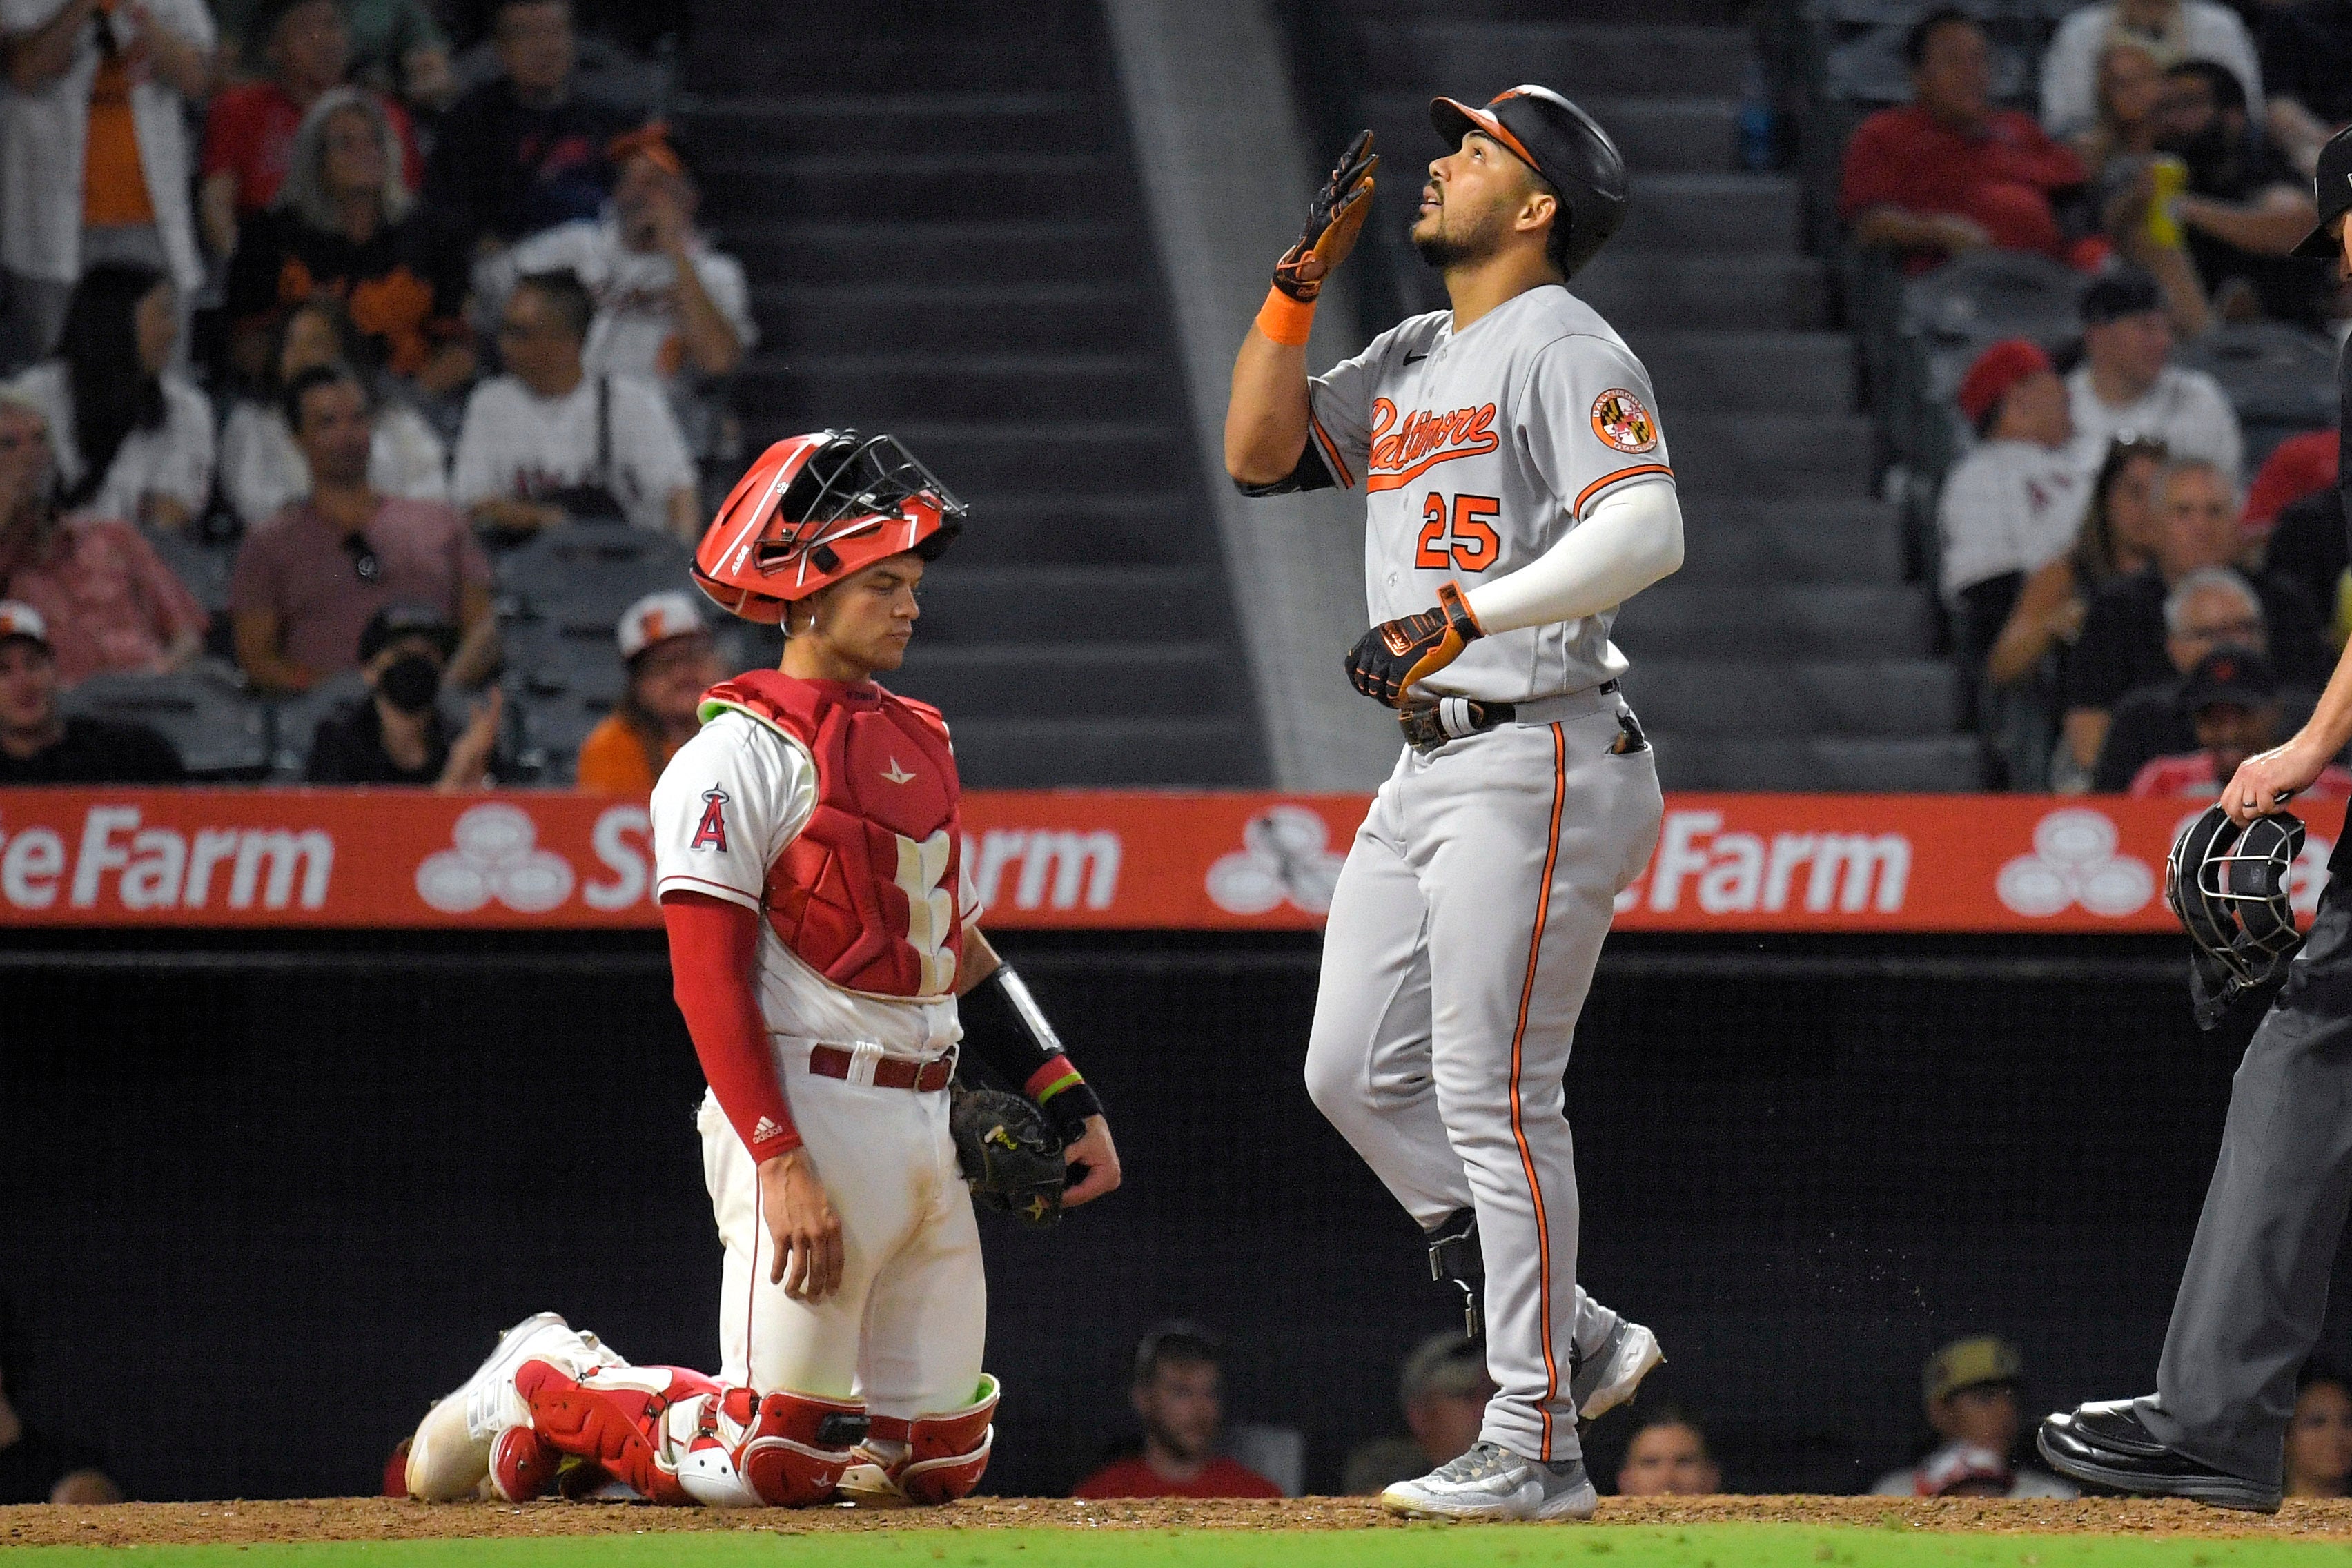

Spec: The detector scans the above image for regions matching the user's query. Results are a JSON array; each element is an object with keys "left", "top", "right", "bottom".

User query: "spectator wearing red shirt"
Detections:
[
  {"left": 2128, "top": 646, "right": 2352, "bottom": 800},
  {"left": 2243, "top": 429, "right": 2339, "bottom": 537},
  {"left": 198, "top": 0, "right": 423, "bottom": 261},
  {"left": 0, "top": 389, "right": 203, "bottom": 685},
  {"left": 1841, "top": 8, "right": 2091, "bottom": 274},
  {"left": 1072, "top": 1324, "right": 1282, "bottom": 1501}
]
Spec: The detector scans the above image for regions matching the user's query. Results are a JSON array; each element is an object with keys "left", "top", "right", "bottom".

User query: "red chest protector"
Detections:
[{"left": 701, "top": 669, "right": 964, "bottom": 999}]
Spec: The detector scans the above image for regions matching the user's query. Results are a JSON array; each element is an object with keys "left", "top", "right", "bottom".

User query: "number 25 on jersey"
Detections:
[{"left": 1415, "top": 492, "right": 1500, "bottom": 574}]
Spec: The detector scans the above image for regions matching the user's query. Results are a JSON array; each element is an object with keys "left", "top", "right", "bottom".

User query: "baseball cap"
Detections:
[
  {"left": 2293, "top": 124, "right": 2352, "bottom": 259},
  {"left": 1398, "top": 1332, "right": 1490, "bottom": 1404},
  {"left": 0, "top": 599, "right": 49, "bottom": 649},
  {"left": 1922, "top": 1335, "right": 2023, "bottom": 1407},
  {"left": 2081, "top": 268, "right": 2164, "bottom": 326},
  {"left": 1914, "top": 1441, "right": 2015, "bottom": 1498},
  {"left": 2181, "top": 646, "right": 2278, "bottom": 712},
  {"left": 1957, "top": 339, "right": 2053, "bottom": 427},
  {"left": 618, "top": 589, "right": 707, "bottom": 660},
  {"left": 358, "top": 602, "right": 458, "bottom": 663}
]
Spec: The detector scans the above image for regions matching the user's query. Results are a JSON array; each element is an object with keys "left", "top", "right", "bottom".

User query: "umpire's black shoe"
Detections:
[{"left": 2037, "top": 1400, "right": 2282, "bottom": 1513}]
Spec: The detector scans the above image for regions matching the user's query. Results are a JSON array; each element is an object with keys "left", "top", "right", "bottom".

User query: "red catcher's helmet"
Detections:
[{"left": 692, "top": 430, "right": 965, "bottom": 623}]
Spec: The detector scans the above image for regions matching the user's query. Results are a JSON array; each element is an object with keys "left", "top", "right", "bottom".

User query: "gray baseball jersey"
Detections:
[
  {"left": 1302, "top": 283, "right": 1674, "bottom": 700},
  {"left": 1258, "top": 278, "right": 1675, "bottom": 1471}
]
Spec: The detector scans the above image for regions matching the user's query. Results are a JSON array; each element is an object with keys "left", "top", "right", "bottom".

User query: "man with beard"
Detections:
[
  {"left": 1072, "top": 1325, "right": 1280, "bottom": 1500},
  {"left": 2155, "top": 60, "right": 2328, "bottom": 324},
  {"left": 1224, "top": 86, "right": 1677, "bottom": 1523}
]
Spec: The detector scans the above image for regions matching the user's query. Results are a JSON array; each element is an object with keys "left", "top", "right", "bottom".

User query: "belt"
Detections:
[
  {"left": 801, "top": 1040, "right": 957, "bottom": 1092},
  {"left": 1399, "top": 681, "right": 1623, "bottom": 754}
]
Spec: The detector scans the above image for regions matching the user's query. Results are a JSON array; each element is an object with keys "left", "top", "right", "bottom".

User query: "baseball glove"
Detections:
[
  {"left": 950, "top": 1085, "right": 1066, "bottom": 1228},
  {"left": 1273, "top": 130, "right": 1378, "bottom": 302},
  {"left": 1346, "top": 582, "right": 1485, "bottom": 707}
]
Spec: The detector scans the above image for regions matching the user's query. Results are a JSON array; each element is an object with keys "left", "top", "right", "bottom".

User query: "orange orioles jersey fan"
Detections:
[{"left": 692, "top": 429, "right": 965, "bottom": 618}]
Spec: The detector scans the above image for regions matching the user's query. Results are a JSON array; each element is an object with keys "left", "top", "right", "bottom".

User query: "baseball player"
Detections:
[
  {"left": 1225, "top": 88, "right": 1682, "bottom": 1521},
  {"left": 403, "top": 429, "right": 1121, "bottom": 1509}
]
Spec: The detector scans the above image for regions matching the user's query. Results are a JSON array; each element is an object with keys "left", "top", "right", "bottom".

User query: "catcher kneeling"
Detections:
[{"left": 405, "top": 431, "right": 1121, "bottom": 1508}]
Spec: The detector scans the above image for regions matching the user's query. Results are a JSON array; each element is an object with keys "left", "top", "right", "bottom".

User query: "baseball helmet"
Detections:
[
  {"left": 2167, "top": 804, "right": 2305, "bottom": 992},
  {"left": 1430, "top": 86, "right": 1627, "bottom": 277},
  {"left": 692, "top": 429, "right": 964, "bottom": 624}
]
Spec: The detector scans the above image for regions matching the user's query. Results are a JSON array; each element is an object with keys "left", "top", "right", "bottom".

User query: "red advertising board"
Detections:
[{"left": 0, "top": 789, "right": 2328, "bottom": 932}]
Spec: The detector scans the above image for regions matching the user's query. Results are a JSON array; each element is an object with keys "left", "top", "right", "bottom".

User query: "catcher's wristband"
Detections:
[
  {"left": 1256, "top": 286, "right": 1316, "bottom": 348},
  {"left": 1026, "top": 1055, "right": 1103, "bottom": 1144}
]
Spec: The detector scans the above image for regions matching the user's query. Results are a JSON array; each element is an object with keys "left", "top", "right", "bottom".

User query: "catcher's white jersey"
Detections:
[
  {"left": 649, "top": 710, "right": 981, "bottom": 1056},
  {"left": 1304, "top": 283, "right": 1674, "bottom": 702}
]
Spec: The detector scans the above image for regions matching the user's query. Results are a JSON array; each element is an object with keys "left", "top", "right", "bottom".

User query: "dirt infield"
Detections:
[{"left": 10, "top": 1494, "right": 2352, "bottom": 1549}]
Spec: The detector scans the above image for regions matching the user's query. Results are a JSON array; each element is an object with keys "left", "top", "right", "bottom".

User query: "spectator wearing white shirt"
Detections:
[
  {"left": 454, "top": 267, "right": 696, "bottom": 540},
  {"left": 476, "top": 122, "right": 754, "bottom": 460},
  {"left": 2066, "top": 267, "right": 2243, "bottom": 484},
  {"left": 219, "top": 297, "right": 447, "bottom": 529},
  {"left": 0, "top": 0, "right": 215, "bottom": 362},
  {"left": 1941, "top": 339, "right": 2087, "bottom": 635},
  {"left": 9, "top": 262, "right": 211, "bottom": 533},
  {"left": 2040, "top": 0, "right": 2262, "bottom": 144}
]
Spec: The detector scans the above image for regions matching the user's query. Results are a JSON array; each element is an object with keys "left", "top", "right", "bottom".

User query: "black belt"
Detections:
[{"left": 1398, "top": 683, "right": 1633, "bottom": 755}]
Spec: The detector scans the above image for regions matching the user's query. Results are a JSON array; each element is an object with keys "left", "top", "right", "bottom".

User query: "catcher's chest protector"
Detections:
[{"left": 703, "top": 670, "right": 965, "bottom": 998}]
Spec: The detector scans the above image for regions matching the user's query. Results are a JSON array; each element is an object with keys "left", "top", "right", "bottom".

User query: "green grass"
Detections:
[{"left": 11, "top": 1525, "right": 2352, "bottom": 1568}]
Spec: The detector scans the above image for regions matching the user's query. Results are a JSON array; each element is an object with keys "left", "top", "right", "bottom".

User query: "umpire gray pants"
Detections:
[{"left": 2140, "top": 867, "right": 2352, "bottom": 1487}]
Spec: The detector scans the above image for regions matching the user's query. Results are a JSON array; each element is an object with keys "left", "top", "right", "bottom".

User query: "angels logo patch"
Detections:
[
  {"left": 690, "top": 786, "right": 730, "bottom": 852},
  {"left": 1591, "top": 389, "right": 1659, "bottom": 454}
]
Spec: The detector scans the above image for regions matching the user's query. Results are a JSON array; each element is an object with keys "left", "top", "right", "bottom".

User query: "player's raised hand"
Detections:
[
  {"left": 758, "top": 1150, "right": 846, "bottom": 1302},
  {"left": 1346, "top": 582, "right": 1485, "bottom": 707},
  {"left": 1060, "top": 1115, "right": 1122, "bottom": 1208},
  {"left": 1273, "top": 130, "right": 1378, "bottom": 302}
]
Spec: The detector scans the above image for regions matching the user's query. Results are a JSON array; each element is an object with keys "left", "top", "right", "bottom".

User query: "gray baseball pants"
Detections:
[
  {"left": 2139, "top": 869, "right": 2352, "bottom": 1488},
  {"left": 1304, "top": 694, "right": 1663, "bottom": 1465}
]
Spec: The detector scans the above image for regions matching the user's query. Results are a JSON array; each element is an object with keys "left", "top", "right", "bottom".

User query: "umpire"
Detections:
[{"left": 2038, "top": 125, "right": 2352, "bottom": 1513}]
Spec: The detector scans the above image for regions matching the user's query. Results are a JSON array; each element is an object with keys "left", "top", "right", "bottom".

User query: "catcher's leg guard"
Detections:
[
  {"left": 406, "top": 1312, "right": 620, "bottom": 1502},
  {"left": 843, "top": 1375, "right": 999, "bottom": 1506},
  {"left": 516, "top": 1360, "right": 716, "bottom": 1506},
  {"left": 713, "top": 1386, "right": 870, "bottom": 1507},
  {"left": 488, "top": 1426, "right": 559, "bottom": 1503}
]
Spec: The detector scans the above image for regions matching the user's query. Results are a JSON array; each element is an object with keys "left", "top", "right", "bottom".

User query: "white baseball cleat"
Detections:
[
  {"left": 1571, "top": 1319, "right": 1663, "bottom": 1423},
  {"left": 1380, "top": 1442, "right": 1598, "bottom": 1522},
  {"left": 404, "top": 1311, "right": 614, "bottom": 1502}
]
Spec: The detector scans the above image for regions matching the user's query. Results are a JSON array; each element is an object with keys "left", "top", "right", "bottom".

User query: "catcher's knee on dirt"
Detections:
[
  {"left": 874, "top": 1374, "right": 1000, "bottom": 1504},
  {"left": 728, "top": 1386, "right": 871, "bottom": 1507}
]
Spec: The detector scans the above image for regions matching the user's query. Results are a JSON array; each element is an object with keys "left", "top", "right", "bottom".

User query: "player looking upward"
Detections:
[
  {"left": 402, "top": 430, "right": 1119, "bottom": 1510},
  {"left": 1224, "top": 88, "right": 1680, "bottom": 1522}
]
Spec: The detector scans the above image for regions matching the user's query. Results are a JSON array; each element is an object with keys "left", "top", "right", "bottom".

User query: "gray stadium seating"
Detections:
[
  {"left": 2177, "top": 322, "right": 2340, "bottom": 471},
  {"left": 62, "top": 663, "right": 268, "bottom": 778}
]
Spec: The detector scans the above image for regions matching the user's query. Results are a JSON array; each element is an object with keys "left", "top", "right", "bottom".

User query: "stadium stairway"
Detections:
[
  {"left": 677, "top": 0, "right": 1268, "bottom": 787},
  {"left": 1337, "top": 6, "right": 1975, "bottom": 790}
]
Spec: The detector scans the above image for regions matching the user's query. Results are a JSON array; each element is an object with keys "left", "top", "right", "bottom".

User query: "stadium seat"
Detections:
[
  {"left": 266, "top": 669, "right": 370, "bottom": 779},
  {"left": 496, "top": 520, "right": 694, "bottom": 627},
  {"left": 61, "top": 663, "right": 269, "bottom": 778},
  {"left": 2176, "top": 322, "right": 2339, "bottom": 471},
  {"left": 143, "top": 526, "right": 238, "bottom": 618}
]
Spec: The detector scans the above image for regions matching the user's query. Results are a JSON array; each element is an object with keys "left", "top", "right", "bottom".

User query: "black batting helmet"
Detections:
[
  {"left": 1430, "top": 86, "right": 1628, "bottom": 277},
  {"left": 2168, "top": 805, "right": 2305, "bottom": 1000}
]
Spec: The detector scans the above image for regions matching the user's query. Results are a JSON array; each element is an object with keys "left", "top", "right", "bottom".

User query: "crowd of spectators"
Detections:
[
  {"left": 1839, "top": 1, "right": 2352, "bottom": 792},
  {"left": 0, "top": 0, "right": 743, "bottom": 787}
]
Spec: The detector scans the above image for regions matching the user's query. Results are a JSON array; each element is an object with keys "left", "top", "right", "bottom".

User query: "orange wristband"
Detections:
[{"left": 1255, "top": 286, "right": 1317, "bottom": 346}]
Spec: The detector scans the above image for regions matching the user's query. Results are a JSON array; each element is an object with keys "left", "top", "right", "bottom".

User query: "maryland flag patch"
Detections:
[{"left": 1591, "top": 389, "right": 1660, "bottom": 454}]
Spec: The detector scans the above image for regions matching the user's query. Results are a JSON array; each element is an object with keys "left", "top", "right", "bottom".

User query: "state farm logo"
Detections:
[
  {"left": 1995, "top": 808, "right": 2154, "bottom": 918},
  {"left": 416, "top": 803, "right": 575, "bottom": 914},
  {"left": 1206, "top": 805, "right": 1344, "bottom": 916}
]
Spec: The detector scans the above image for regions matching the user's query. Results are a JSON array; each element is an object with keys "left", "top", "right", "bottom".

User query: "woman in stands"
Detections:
[
  {"left": 224, "top": 86, "right": 473, "bottom": 401},
  {"left": 574, "top": 588, "right": 722, "bottom": 796},
  {"left": 1984, "top": 435, "right": 2169, "bottom": 786},
  {"left": 6, "top": 264, "right": 214, "bottom": 534},
  {"left": 219, "top": 297, "right": 447, "bottom": 529},
  {"left": 2067, "top": 39, "right": 2165, "bottom": 177},
  {"left": 2284, "top": 1364, "right": 2352, "bottom": 1498}
]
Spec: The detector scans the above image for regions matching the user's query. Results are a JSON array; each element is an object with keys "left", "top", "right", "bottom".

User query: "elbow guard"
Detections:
[{"left": 957, "top": 965, "right": 1102, "bottom": 1143}]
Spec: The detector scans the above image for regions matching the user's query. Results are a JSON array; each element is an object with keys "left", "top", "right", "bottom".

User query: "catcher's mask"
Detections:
[
  {"left": 692, "top": 429, "right": 965, "bottom": 624},
  {"left": 2167, "top": 804, "right": 2305, "bottom": 994}
]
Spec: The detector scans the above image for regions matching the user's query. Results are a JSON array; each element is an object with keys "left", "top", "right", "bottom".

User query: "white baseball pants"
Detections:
[
  {"left": 1305, "top": 702, "right": 1663, "bottom": 1465},
  {"left": 698, "top": 1043, "right": 986, "bottom": 1424}
]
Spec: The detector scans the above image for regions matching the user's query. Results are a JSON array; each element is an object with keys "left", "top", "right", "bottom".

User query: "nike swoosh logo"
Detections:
[{"left": 1404, "top": 353, "right": 1429, "bottom": 364}]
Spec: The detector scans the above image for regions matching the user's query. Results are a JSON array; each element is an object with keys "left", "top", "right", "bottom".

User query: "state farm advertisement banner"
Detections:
[{"left": 0, "top": 790, "right": 2336, "bottom": 932}]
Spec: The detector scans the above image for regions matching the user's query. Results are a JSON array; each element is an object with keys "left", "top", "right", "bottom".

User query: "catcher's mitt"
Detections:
[{"left": 950, "top": 1085, "right": 1065, "bottom": 1228}]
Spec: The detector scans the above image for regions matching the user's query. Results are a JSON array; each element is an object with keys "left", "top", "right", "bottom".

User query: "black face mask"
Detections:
[{"left": 378, "top": 652, "right": 442, "bottom": 715}]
